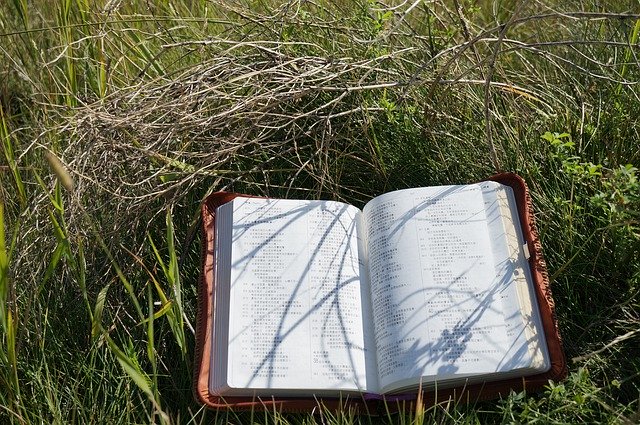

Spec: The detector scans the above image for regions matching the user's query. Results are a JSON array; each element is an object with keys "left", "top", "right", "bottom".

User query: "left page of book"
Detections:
[{"left": 209, "top": 197, "right": 377, "bottom": 396}]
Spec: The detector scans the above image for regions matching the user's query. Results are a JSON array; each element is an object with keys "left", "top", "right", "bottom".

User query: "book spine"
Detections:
[{"left": 192, "top": 200, "right": 213, "bottom": 406}]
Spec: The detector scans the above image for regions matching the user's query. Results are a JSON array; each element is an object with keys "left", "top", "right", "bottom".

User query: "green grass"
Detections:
[{"left": 1, "top": 0, "right": 639, "bottom": 423}]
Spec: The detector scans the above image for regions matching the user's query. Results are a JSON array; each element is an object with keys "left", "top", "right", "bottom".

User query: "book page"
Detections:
[
  {"left": 481, "top": 181, "right": 549, "bottom": 371},
  {"left": 363, "top": 184, "right": 538, "bottom": 392},
  {"left": 219, "top": 198, "right": 375, "bottom": 393}
]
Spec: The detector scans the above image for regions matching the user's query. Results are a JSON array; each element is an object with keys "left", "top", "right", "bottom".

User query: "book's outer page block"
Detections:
[
  {"left": 484, "top": 174, "right": 567, "bottom": 385},
  {"left": 481, "top": 181, "right": 549, "bottom": 370}
]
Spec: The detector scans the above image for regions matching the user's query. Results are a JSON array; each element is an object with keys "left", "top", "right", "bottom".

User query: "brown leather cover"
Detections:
[{"left": 193, "top": 173, "right": 567, "bottom": 413}]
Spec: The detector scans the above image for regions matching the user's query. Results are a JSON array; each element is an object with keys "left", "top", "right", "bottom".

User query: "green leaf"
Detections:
[
  {"left": 0, "top": 104, "right": 26, "bottom": 209},
  {"left": 0, "top": 196, "right": 7, "bottom": 329},
  {"left": 105, "top": 335, "right": 153, "bottom": 398},
  {"left": 153, "top": 300, "right": 174, "bottom": 320},
  {"left": 91, "top": 283, "right": 110, "bottom": 340}
]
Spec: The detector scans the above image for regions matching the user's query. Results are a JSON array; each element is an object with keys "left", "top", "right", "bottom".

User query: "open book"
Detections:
[{"left": 194, "top": 174, "right": 566, "bottom": 411}]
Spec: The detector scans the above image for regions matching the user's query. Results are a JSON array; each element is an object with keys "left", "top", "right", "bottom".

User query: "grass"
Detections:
[{"left": 1, "top": 0, "right": 639, "bottom": 423}]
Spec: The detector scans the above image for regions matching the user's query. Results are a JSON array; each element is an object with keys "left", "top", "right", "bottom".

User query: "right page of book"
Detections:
[{"left": 363, "top": 182, "right": 549, "bottom": 394}]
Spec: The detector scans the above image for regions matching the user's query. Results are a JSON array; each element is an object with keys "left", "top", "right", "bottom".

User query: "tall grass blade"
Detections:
[
  {"left": 57, "top": 0, "right": 77, "bottom": 107},
  {"left": 0, "top": 193, "right": 20, "bottom": 408},
  {"left": 6, "top": 310, "right": 20, "bottom": 401},
  {"left": 150, "top": 300, "right": 173, "bottom": 320},
  {"left": 0, "top": 192, "right": 7, "bottom": 329},
  {"left": 104, "top": 334, "right": 153, "bottom": 398},
  {"left": 39, "top": 239, "right": 64, "bottom": 296},
  {"left": 75, "top": 241, "right": 91, "bottom": 319},
  {"left": 119, "top": 27, "right": 165, "bottom": 77},
  {"left": 165, "top": 207, "right": 186, "bottom": 354},
  {"left": 104, "top": 333, "right": 170, "bottom": 423},
  {"left": 617, "top": 18, "right": 640, "bottom": 95},
  {"left": 0, "top": 104, "right": 26, "bottom": 209},
  {"left": 9, "top": 0, "right": 28, "bottom": 29},
  {"left": 91, "top": 283, "right": 110, "bottom": 340},
  {"left": 85, "top": 219, "right": 144, "bottom": 321},
  {"left": 145, "top": 283, "right": 162, "bottom": 424},
  {"left": 147, "top": 213, "right": 187, "bottom": 357},
  {"left": 147, "top": 284, "right": 155, "bottom": 365}
]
